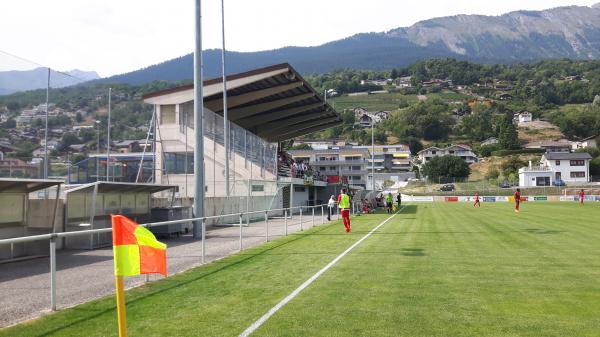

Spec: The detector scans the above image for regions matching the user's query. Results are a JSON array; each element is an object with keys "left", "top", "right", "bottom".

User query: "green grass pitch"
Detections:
[{"left": 3, "top": 202, "right": 600, "bottom": 337}]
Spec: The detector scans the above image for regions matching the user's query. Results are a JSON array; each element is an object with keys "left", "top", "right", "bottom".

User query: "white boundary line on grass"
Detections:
[{"left": 238, "top": 207, "right": 404, "bottom": 337}]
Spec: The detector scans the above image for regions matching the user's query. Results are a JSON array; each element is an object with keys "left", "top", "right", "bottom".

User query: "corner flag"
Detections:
[{"left": 111, "top": 215, "right": 167, "bottom": 337}]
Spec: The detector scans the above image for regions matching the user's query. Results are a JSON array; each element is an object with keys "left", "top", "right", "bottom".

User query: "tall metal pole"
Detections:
[
  {"left": 371, "top": 119, "right": 375, "bottom": 191},
  {"left": 152, "top": 105, "right": 157, "bottom": 183},
  {"left": 106, "top": 88, "right": 112, "bottom": 181},
  {"left": 43, "top": 68, "right": 50, "bottom": 179},
  {"left": 193, "top": 0, "right": 206, "bottom": 239},
  {"left": 221, "top": 0, "right": 230, "bottom": 197},
  {"left": 96, "top": 120, "right": 100, "bottom": 181}
]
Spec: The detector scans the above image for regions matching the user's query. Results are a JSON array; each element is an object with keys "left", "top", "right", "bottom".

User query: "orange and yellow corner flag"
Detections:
[{"left": 111, "top": 215, "right": 167, "bottom": 277}]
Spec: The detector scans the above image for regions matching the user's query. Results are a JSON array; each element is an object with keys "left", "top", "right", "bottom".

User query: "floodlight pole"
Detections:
[
  {"left": 106, "top": 87, "right": 112, "bottom": 181},
  {"left": 371, "top": 119, "right": 375, "bottom": 191},
  {"left": 193, "top": 0, "right": 206, "bottom": 239},
  {"left": 43, "top": 67, "right": 50, "bottom": 179},
  {"left": 95, "top": 120, "right": 100, "bottom": 181},
  {"left": 221, "top": 0, "right": 230, "bottom": 197}
]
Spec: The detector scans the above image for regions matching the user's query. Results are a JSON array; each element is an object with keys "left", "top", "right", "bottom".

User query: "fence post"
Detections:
[
  {"left": 312, "top": 207, "right": 315, "bottom": 228},
  {"left": 239, "top": 213, "right": 243, "bottom": 252},
  {"left": 201, "top": 219, "right": 206, "bottom": 264},
  {"left": 300, "top": 207, "right": 303, "bottom": 231},
  {"left": 284, "top": 209, "right": 288, "bottom": 236},
  {"left": 265, "top": 211, "right": 269, "bottom": 242},
  {"left": 50, "top": 235, "right": 57, "bottom": 311},
  {"left": 321, "top": 205, "right": 324, "bottom": 225}
]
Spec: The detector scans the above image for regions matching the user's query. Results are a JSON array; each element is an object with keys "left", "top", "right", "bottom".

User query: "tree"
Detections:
[
  {"left": 498, "top": 122, "right": 521, "bottom": 150},
  {"left": 406, "top": 137, "right": 423, "bottom": 155},
  {"left": 60, "top": 133, "right": 81, "bottom": 150},
  {"left": 421, "top": 155, "right": 471, "bottom": 181},
  {"left": 75, "top": 112, "right": 84, "bottom": 123},
  {"left": 290, "top": 143, "right": 312, "bottom": 150},
  {"left": 590, "top": 157, "right": 600, "bottom": 177},
  {"left": 500, "top": 156, "right": 527, "bottom": 177},
  {"left": 3, "top": 118, "right": 16, "bottom": 129},
  {"left": 390, "top": 69, "right": 399, "bottom": 79},
  {"left": 485, "top": 167, "right": 500, "bottom": 180}
]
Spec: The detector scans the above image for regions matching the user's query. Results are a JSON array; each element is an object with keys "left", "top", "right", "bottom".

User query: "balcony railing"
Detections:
[
  {"left": 311, "top": 159, "right": 367, "bottom": 165},
  {"left": 519, "top": 166, "right": 551, "bottom": 172}
]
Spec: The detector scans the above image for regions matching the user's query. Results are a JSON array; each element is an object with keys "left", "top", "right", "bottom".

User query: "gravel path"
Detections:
[{"left": 0, "top": 213, "right": 334, "bottom": 327}]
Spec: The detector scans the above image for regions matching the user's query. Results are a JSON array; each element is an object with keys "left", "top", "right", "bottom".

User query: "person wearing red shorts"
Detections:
[
  {"left": 579, "top": 189, "right": 585, "bottom": 205},
  {"left": 474, "top": 192, "right": 481, "bottom": 207},
  {"left": 337, "top": 189, "right": 351, "bottom": 233},
  {"left": 514, "top": 188, "right": 521, "bottom": 213}
]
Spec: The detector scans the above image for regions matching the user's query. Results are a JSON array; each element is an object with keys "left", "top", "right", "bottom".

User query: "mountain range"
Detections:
[
  {"left": 3, "top": 3, "right": 600, "bottom": 93},
  {"left": 97, "top": 4, "right": 600, "bottom": 86},
  {"left": 0, "top": 68, "right": 99, "bottom": 95}
]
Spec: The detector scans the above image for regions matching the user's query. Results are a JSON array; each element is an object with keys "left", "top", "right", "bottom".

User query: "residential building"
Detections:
[
  {"left": 114, "top": 140, "right": 141, "bottom": 153},
  {"left": 519, "top": 152, "right": 592, "bottom": 186},
  {"left": 481, "top": 137, "right": 499, "bottom": 146},
  {"left": 570, "top": 135, "right": 597, "bottom": 151},
  {"left": 542, "top": 152, "right": 592, "bottom": 184},
  {"left": 416, "top": 145, "right": 477, "bottom": 166},
  {"left": 396, "top": 76, "right": 412, "bottom": 88},
  {"left": 293, "top": 138, "right": 347, "bottom": 150},
  {"left": 353, "top": 108, "right": 389, "bottom": 128},
  {"left": 289, "top": 148, "right": 370, "bottom": 188},
  {"left": 525, "top": 140, "right": 571, "bottom": 153},
  {"left": 355, "top": 144, "right": 412, "bottom": 173},
  {"left": 0, "top": 159, "right": 40, "bottom": 178},
  {"left": 515, "top": 111, "right": 532, "bottom": 125},
  {"left": 518, "top": 164, "right": 553, "bottom": 187}
]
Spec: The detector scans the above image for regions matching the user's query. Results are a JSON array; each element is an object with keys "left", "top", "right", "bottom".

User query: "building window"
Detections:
[
  {"left": 329, "top": 166, "right": 336, "bottom": 170},
  {"left": 160, "top": 105, "right": 176, "bottom": 124},
  {"left": 251, "top": 184, "right": 264, "bottom": 192},
  {"left": 570, "top": 160, "right": 585, "bottom": 166},
  {"left": 179, "top": 101, "right": 194, "bottom": 129},
  {"left": 431, "top": 151, "right": 436, "bottom": 155},
  {"left": 570, "top": 171, "right": 586, "bottom": 178},
  {"left": 536, "top": 177, "right": 550, "bottom": 186},
  {"left": 555, "top": 160, "right": 560, "bottom": 166},
  {"left": 319, "top": 167, "right": 326, "bottom": 171},
  {"left": 163, "top": 153, "right": 194, "bottom": 174},
  {"left": 294, "top": 186, "right": 306, "bottom": 192}
]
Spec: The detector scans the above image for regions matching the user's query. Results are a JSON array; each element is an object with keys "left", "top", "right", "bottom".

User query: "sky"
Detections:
[{"left": 0, "top": 0, "right": 598, "bottom": 77}]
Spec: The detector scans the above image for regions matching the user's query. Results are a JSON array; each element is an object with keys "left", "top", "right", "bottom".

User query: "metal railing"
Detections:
[{"left": 0, "top": 201, "right": 362, "bottom": 315}]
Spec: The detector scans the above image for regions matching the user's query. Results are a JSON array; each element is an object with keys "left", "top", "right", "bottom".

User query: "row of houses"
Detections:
[{"left": 288, "top": 144, "right": 413, "bottom": 189}]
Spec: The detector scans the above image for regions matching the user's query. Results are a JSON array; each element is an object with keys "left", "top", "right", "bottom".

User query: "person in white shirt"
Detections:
[{"left": 327, "top": 195, "right": 336, "bottom": 221}]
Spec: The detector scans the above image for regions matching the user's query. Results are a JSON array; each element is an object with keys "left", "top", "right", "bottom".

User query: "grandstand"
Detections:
[{"left": 143, "top": 63, "right": 343, "bottom": 220}]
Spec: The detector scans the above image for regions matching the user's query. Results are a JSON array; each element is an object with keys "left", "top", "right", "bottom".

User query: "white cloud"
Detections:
[{"left": 0, "top": 0, "right": 596, "bottom": 77}]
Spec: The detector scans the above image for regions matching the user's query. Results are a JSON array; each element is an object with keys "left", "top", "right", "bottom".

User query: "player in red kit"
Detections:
[
  {"left": 579, "top": 189, "right": 585, "bottom": 205},
  {"left": 337, "top": 189, "right": 351, "bottom": 233},
  {"left": 474, "top": 192, "right": 481, "bottom": 207},
  {"left": 514, "top": 188, "right": 521, "bottom": 213}
]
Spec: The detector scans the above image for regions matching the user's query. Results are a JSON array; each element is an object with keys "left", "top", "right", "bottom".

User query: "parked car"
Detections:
[
  {"left": 499, "top": 181, "right": 510, "bottom": 188},
  {"left": 439, "top": 184, "right": 455, "bottom": 192},
  {"left": 553, "top": 179, "right": 566, "bottom": 186}
]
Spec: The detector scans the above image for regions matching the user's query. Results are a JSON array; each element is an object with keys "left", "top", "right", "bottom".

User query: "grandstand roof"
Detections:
[
  {"left": 143, "top": 63, "right": 341, "bottom": 142},
  {"left": 0, "top": 178, "right": 62, "bottom": 193}
]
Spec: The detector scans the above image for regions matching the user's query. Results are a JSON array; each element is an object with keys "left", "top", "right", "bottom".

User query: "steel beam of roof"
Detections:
[
  {"left": 270, "top": 121, "right": 342, "bottom": 142},
  {"left": 204, "top": 81, "right": 304, "bottom": 112},
  {"left": 261, "top": 116, "right": 340, "bottom": 139},
  {"left": 237, "top": 102, "right": 324, "bottom": 128},
  {"left": 228, "top": 92, "right": 315, "bottom": 121},
  {"left": 257, "top": 111, "right": 335, "bottom": 134}
]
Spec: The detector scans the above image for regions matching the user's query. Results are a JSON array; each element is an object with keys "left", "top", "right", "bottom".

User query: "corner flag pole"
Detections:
[{"left": 115, "top": 276, "right": 128, "bottom": 337}]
